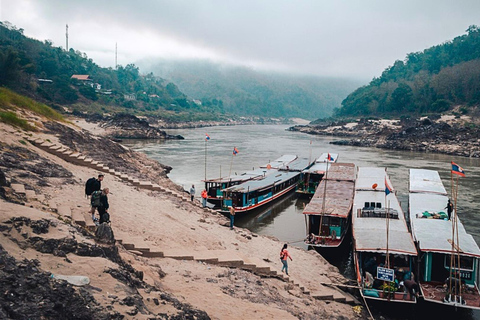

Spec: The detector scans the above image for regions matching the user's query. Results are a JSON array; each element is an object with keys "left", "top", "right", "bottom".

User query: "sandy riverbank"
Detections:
[{"left": 0, "top": 115, "right": 363, "bottom": 319}]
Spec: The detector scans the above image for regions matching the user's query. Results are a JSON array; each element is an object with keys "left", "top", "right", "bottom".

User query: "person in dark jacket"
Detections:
[
  {"left": 89, "top": 174, "right": 104, "bottom": 221},
  {"left": 98, "top": 188, "right": 110, "bottom": 224}
]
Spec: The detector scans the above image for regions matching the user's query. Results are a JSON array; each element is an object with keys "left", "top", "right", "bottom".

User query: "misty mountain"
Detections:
[{"left": 138, "top": 59, "right": 363, "bottom": 120}]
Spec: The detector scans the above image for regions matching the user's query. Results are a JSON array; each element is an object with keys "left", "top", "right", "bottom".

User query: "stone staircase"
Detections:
[{"left": 8, "top": 132, "right": 358, "bottom": 305}]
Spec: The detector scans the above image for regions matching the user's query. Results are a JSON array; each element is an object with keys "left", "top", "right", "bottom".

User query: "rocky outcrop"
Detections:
[
  {"left": 292, "top": 117, "right": 480, "bottom": 158},
  {"left": 101, "top": 114, "right": 184, "bottom": 140}
]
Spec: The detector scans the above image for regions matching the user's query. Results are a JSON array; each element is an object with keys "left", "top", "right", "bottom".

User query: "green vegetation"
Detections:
[
  {"left": 0, "top": 87, "right": 64, "bottom": 121},
  {"left": 0, "top": 21, "right": 222, "bottom": 121},
  {"left": 335, "top": 25, "right": 480, "bottom": 117},
  {"left": 0, "top": 111, "right": 35, "bottom": 131}
]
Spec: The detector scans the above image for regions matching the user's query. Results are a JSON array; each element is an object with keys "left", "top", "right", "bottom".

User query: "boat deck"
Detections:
[{"left": 421, "top": 281, "right": 480, "bottom": 309}]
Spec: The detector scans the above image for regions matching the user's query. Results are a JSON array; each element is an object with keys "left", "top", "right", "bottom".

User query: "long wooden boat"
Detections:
[
  {"left": 203, "top": 155, "right": 298, "bottom": 208},
  {"left": 352, "top": 167, "right": 418, "bottom": 303},
  {"left": 221, "top": 155, "right": 313, "bottom": 214},
  {"left": 409, "top": 169, "right": 480, "bottom": 309},
  {"left": 303, "top": 163, "right": 355, "bottom": 248},
  {"left": 296, "top": 153, "right": 338, "bottom": 196}
]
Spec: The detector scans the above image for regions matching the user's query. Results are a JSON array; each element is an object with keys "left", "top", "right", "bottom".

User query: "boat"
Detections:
[
  {"left": 303, "top": 162, "right": 355, "bottom": 248},
  {"left": 409, "top": 169, "right": 480, "bottom": 309},
  {"left": 203, "top": 155, "right": 298, "bottom": 208},
  {"left": 296, "top": 153, "right": 338, "bottom": 197},
  {"left": 221, "top": 155, "right": 313, "bottom": 214},
  {"left": 352, "top": 167, "right": 418, "bottom": 303}
]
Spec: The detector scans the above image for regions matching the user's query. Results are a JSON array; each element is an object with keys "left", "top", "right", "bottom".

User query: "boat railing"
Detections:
[{"left": 357, "top": 207, "right": 399, "bottom": 219}]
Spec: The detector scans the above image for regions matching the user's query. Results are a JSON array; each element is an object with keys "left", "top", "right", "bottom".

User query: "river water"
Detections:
[{"left": 123, "top": 124, "right": 480, "bottom": 319}]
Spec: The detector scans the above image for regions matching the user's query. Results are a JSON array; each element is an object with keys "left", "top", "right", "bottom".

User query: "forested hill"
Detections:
[
  {"left": 336, "top": 25, "right": 480, "bottom": 117},
  {"left": 0, "top": 21, "right": 217, "bottom": 121},
  {"left": 139, "top": 59, "right": 362, "bottom": 119}
]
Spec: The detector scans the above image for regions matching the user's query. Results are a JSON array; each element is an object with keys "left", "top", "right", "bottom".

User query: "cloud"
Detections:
[{"left": 1, "top": 0, "right": 479, "bottom": 79}]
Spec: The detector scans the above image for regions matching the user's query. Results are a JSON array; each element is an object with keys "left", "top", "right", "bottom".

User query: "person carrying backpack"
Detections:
[
  {"left": 91, "top": 188, "right": 110, "bottom": 225},
  {"left": 86, "top": 174, "right": 104, "bottom": 222},
  {"left": 280, "top": 244, "right": 293, "bottom": 275}
]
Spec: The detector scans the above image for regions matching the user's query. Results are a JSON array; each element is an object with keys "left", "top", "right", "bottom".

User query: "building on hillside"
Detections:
[{"left": 71, "top": 74, "right": 92, "bottom": 82}]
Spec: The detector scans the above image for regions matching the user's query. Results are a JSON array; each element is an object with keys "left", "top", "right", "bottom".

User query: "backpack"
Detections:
[
  {"left": 85, "top": 177, "right": 97, "bottom": 196},
  {"left": 91, "top": 190, "right": 102, "bottom": 207}
]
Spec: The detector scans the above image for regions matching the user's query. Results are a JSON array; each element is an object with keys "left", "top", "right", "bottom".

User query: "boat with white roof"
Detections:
[
  {"left": 409, "top": 168, "right": 480, "bottom": 309},
  {"left": 352, "top": 167, "right": 418, "bottom": 303}
]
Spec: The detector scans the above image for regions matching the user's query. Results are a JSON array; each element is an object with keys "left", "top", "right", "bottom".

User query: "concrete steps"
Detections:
[{"left": 11, "top": 183, "right": 26, "bottom": 194}]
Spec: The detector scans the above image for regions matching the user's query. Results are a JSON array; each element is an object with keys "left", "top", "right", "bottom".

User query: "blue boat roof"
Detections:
[{"left": 223, "top": 170, "right": 300, "bottom": 193}]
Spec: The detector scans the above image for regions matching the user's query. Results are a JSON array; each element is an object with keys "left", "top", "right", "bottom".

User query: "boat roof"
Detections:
[
  {"left": 302, "top": 162, "right": 329, "bottom": 174},
  {"left": 352, "top": 167, "right": 417, "bottom": 256},
  {"left": 204, "top": 168, "right": 275, "bottom": 183},
  {"left": 325, "top": 163, "right": 356, "bottom": 181},
  {"left": 279, "top": 157, "right": 313, "bottom": 172},
  {"left": 409, "top": 169, "right": 480, "bottom": 257},
  {"left": 409, "top": 168, "right": 447, "bottom": 195},
  {"left": 303, "top": 179, "right": 355, "bottom": 217},
  {"left": 223, "top": 170, "right": 300, "bottom": 193},
  {"left": 316, "top": 153, "right": 339, "bottom": 163},
  {"left": 260, "top": 155, "right": 297, "bottom": 169}
]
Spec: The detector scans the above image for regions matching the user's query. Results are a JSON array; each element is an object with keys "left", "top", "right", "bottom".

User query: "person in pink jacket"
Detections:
[{"left": 280, "top": 244, "right": 293, "bottom": 275}]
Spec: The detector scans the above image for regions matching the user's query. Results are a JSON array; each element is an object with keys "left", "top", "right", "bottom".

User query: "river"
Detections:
[{"left": 123, "top": 124, "right": 480, "bottom": 319}]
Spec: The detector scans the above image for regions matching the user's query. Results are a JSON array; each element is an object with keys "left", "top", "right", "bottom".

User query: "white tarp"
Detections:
[{"left": 409, "top": 169, "right": 447, "bottom": 195}]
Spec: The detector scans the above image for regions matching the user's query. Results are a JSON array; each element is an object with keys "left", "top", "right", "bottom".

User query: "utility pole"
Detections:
[
  {"left": 66, "top": 24, "right": 69, "bottom": 51},
  {"left": 115, "top": 42, "right": 118, "bottom": 69}
]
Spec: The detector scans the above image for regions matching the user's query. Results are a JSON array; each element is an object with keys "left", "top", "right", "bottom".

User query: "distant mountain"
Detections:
[
  {"left": 336, "top": 25, "right": 480, "bottom": 118},
  {"left": 138, "top": 59, "right": 362, "bottom": 119}
]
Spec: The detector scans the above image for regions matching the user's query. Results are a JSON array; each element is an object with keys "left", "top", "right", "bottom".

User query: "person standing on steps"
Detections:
[
  {"left": 201, "top": 189, "right": 208, "bottom": 207},
  {"left": 86, "top": 174, "right": 104, "bottom": 222},
  {"left": 229, "top": 206, "right": 235, "bottom": 230},
  {"left": 189, "top": 184, "right": 195, "bottom": 201},
  {"left": 280, "top": 244, "right": 293, "bottom": 275},
  {"left": 97, "top": 188, "right": 110, "bottom": 224}
]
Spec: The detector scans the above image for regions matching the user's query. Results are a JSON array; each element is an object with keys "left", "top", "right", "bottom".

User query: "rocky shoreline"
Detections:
[{"left": 289, "top": 115, "right": 480, "bottom": 158}]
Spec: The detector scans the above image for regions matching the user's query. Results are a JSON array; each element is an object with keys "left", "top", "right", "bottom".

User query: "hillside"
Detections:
[
  {"left": 139, "top": 59, "right": 362, "bottom": 119},
  {"left": 335, "top": 25, "right": 480, "bottom": 117},
  {"left": 0, "top": 21, "right": 223, "bottom": 122}
]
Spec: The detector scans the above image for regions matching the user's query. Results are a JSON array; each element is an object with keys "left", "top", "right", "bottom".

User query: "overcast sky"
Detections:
[{"left": 1, "top": 0, "right": 479, "bottom": 80}]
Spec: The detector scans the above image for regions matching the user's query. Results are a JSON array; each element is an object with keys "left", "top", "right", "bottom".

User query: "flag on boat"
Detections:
[
  {"left": 327, "top": 153, "right": 335, "bottom": 161},
  {"left": 385, "top": 178, "right": 393, "bottom": 195},
  {"left": 205, "top": 133, "right": 210, "bottom": 141},
  {"left": 233, "top": 147, "right": 239, "bottom": 156},
  {"left": 451, "top": 161, "right": 466, "bottom": 177}
]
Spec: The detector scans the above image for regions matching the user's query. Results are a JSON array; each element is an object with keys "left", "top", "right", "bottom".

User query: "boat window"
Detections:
[
  {"left": 370, "top": 202, "right": 376, "bottom": 208},
  {"left": 444, "top": 255, "right": 474, "bottom": 271},
  {"left": 376, "top": 202, "right": 382, "bottom": 208},
  {"left": 364, "top": 202, "right": 370, "bottom": 209}
]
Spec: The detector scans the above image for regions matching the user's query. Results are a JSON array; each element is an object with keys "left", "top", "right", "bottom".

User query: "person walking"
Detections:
[
  {"left": 86, "top": 174, "right": 104, "bottom": 222},
  {"left": 229, "top": 206, "right": 235, "bottom": 230},
  {"left": 201, "top": 189, "right": 208, "bottom": 207},
  {"left": 190, "top": 185, "right": 195, "bottom": 201},
  {"left": 97, "top": 188, "right": 110, "bottom": 224},
  {"left": 280, "top": 244, "right": 293, "bottom": 275}
]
